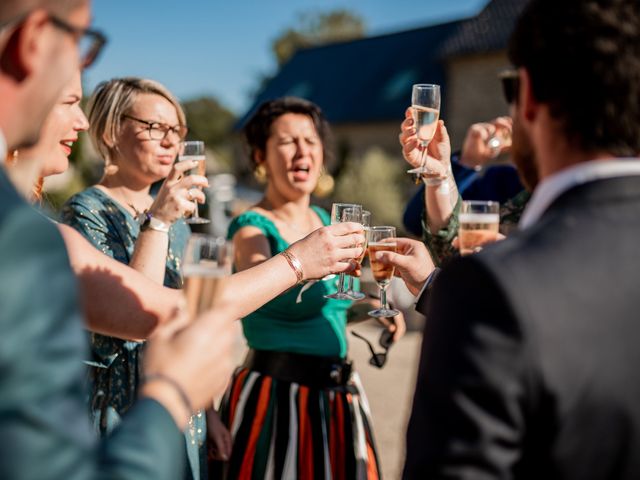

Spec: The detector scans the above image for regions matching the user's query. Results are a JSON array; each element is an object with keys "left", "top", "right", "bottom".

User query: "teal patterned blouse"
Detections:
[{"left": 61, "top": 186, "right": 206, "bottom": 480}]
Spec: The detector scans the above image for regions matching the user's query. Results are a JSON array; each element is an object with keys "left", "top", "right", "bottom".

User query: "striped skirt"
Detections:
[{"left": 214, "top": 366, "right": 381, "bottom": 479}]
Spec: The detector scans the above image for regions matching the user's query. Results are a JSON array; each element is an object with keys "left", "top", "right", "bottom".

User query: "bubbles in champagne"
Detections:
[{"left": 412, "top": 105, "right": 440, "bottom": 145}]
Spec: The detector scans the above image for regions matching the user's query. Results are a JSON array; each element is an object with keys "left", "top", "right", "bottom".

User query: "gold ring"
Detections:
[{"left": 187, "top": 190, "right": 194, "bottom": 201}]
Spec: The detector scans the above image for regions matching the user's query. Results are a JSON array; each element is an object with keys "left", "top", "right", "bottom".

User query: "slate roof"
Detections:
[
  {"left": 439, "top": 0, "right": 530, "bottom": 57},
  {"left": 237, "top": 0, "right": 530, "bottom": 128}
]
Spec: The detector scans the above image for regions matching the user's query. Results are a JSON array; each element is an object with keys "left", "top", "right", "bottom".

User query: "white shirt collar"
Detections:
[{"left": 519, "top": 158, "right": 640, "bottom": 229}]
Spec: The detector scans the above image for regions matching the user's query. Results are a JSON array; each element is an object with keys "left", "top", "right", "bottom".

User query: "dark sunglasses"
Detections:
[
  {"left": 499, "top": 69, "right": 520, "bottom": 105},
  {"left": 351, "top": 328, "right": 394, "bottom": 369}
]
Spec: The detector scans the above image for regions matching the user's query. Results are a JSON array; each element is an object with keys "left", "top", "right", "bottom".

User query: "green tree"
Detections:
[
  {"left": 183, "top": 96, "right": 236, "bottom": 171},
  {"left": 332, "top": 147, "right": 407, "bottom": 232},
  {"left": 272, "top": 10, "right": 366, "bottom": 66}
]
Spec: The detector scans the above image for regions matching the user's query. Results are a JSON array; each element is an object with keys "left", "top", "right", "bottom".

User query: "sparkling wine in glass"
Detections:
[
  {"left": 178, "top": 140, "right": 210, "bottom": 224},
  {"left": 345, "top": 210, "right": 370, "bottom": 301},
  {"left": 368, "top": 226, "right": 400, "bottom": 318},
  {"left": 182, "top": 234, "right": 233, "bottom": 320},
  {"left": 324, "top": 203, "right": 362, "bottom": 300},
  {"left": 458, "top": 201, "right": 500, "bottom": 255},
  {"left": 407, "top": 84, "right": 442, "bottom": 178}
]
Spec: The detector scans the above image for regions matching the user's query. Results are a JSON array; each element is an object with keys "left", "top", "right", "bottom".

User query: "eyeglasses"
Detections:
[
  {"left": 49, "top": 16, "right": 107, "bottom": 69},
  {"left": 499, "top": 69, "right": 520, "bottom": 105},
  {"left": 351, "top": 328, "right": 394, "bottom": 369},
  {"left": 123, "top": 115, "right": 188, "bottom": 141}
]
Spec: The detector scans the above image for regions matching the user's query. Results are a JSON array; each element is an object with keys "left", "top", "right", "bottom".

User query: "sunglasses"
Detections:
[
  {"left": 499, "top": 69, "right": 520, "bottom": 105},
  {"left": 351, "top": 328, "right": 394, "bottom": 369}
]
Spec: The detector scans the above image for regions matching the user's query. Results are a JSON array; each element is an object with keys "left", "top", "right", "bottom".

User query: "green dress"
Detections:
[
  {"left": 227, "top": 206, "right": 354, "bottom": 358},
  {"left": 61, "top": 186, "right": 205, "bottom": 480},
  {"left": 216, "top": 206, "right": 381, "bottom": 479}
]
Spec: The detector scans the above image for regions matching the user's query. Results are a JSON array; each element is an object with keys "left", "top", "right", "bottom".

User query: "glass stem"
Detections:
[
  {"left": 193, "top": 200, "right": 200, "bottom": 220},
  {"left": 347, "top": 275, "right": 354, "bottom": 292},
  {"left": 420, "top": 146, "right": 427, "bottom": 172},
  {"left": 380, "top": 284, "right": 388, "bottom": 310},
  {"left": 337, "top": 273, "right": 346, "bottom": 294}
]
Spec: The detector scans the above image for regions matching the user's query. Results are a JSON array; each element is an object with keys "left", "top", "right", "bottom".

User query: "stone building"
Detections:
[{"left": 237, "top": 0, "right": 530, "bottom": 170}]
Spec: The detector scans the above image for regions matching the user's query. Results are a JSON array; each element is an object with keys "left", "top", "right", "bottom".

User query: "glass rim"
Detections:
[
  {"left": 369, "top": 225, "right": 396, "bottom": 231},
  {"left": 462, "top": 200, "right": 499, "bottom": 206}
]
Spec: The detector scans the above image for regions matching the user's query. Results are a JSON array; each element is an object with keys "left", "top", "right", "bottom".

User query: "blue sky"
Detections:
[{"left": 88, "top": 0, "right": 487, "bottom": 115}]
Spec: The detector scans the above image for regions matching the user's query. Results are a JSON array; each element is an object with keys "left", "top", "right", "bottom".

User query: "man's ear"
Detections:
[
  {"left": 519, "top": 68, "right": 539, "bottom": 124},
  {"left": 0, "top": 10, "right": 50, "bottom": 82}
]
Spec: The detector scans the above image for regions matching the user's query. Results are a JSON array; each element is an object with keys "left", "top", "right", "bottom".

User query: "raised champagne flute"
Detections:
[
  {"left": 182, "top": 234, "right": 233, "bottom": 320},
  {"left": 178, "top": 140, "right": 210, "bottom": 224},
  {"left": 345, "top": 210, "right": 371, "bottom": 301},
  {"left": 458, "top": 200, "right": 500, "bottom": 255},
  {"left": 368, "top": 226, "right": 400, "bottom": 318},
  {"left": 406, "top": 84, "right": 441, "bottom": 178},
  {"left": 324, "top": 203, "right": 362, "bottom": 300}
]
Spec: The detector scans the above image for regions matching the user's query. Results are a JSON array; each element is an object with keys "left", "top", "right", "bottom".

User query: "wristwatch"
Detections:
[{"left": 139, "top": 212, "right": 170, "bottom": 233}]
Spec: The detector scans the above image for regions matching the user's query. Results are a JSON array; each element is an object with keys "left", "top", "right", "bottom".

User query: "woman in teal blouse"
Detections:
[
  {"left": 217, "top": 97, "right": 382, "bottom": 479},
  {"left": 61, "top": 77, "right": 208, "bottom": 480}
]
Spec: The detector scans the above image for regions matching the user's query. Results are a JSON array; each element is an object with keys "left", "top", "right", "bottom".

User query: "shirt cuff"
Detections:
[{"left": 414, "top": 267, "right": 442, "bottom": 306}]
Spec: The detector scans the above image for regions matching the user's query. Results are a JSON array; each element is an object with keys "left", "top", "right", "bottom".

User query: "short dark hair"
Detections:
[
  {"left": 508, "top": 0, "right": 640, "bottom": 156},
  {"left": 243, "top": 97, "right": 333, "bottom": 168}
]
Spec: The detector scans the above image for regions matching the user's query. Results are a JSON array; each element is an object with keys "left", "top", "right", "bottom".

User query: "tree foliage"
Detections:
[{"left": 272, "top": 10, "right": 366, "bottom": 66}]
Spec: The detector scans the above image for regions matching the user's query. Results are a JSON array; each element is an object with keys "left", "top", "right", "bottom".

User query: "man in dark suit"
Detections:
[
  {"left": 0, "top": 1, "right": 235, "bottom": 478},
  {"left": 377, "top": 0, "right": 640, "bottom": 478}
]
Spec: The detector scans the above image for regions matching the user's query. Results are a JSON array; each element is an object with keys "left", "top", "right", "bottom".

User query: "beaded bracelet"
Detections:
[
  {"left": 144, "top": 373, "right": 194, "bottom": 417},
  {"left": 281, "top": 249, "right": 304, "bottom": 285}
]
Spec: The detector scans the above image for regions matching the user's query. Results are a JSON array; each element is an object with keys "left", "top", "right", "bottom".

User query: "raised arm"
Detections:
[
  {"left": 58, "top": 223, "right": 182, "bottom": 340},
  {"left": 219, "top": 222, "right": 364, "bottom": 319}
]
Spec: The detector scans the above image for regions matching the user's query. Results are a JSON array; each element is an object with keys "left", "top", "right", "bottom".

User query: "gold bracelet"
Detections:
[{"left": 281, "top": 249, "right": 304, "bottom": 285}]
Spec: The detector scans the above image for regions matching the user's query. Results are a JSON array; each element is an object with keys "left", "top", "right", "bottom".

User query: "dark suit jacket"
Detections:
[
  {"left": 0, "top": 168, "right": 185, "bottom": 479},
  {"left": 405, "top": 175, "right": 640, "bottom": 479}
]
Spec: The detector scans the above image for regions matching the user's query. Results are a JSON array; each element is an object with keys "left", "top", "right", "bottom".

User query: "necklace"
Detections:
[
  {"left": 115, "top": 187, "right": 151, "bottom": 219},
  {"left": 263, "top": 199, "right": 312, "bottom": 234}
]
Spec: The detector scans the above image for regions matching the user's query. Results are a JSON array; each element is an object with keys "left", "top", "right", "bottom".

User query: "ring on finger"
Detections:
[{"left": 187, "top": 189, "right": 194, "bottom": 201}]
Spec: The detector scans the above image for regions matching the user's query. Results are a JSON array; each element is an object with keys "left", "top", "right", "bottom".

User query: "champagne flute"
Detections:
[
  {"left": 182, "top": 234, "right": 233, "bottom": 320},
  {"left": 324, "top": 203, "right": 362, "bottom": 300},
  {"left": 178, "top": 140, "right": 210, "bottom": 224},
  {"left": 406, "top": 84, "right": 441, "bottom": 178},
  {"left": 345, "top": 210, "right": 371, "bottom": 301},
  {"left": 367, "top": 226, "right": 400, "bottom": 318}
]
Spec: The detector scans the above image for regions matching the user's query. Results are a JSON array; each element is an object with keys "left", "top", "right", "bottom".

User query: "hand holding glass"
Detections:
[
  {"left": 368, "top": 226, "right": 400, "bottom": 318},
  {"left": 458, "top": 201, "right": 500, "bottom": 255},
  {"left": 178, "top": 140, "right": 210, "bottom": 224},
  {"left": 407, "top": 84, "right": 441, "bottom": 177},
  {"left": 324, "top": 203, "right": 362, "bottom": 300}
]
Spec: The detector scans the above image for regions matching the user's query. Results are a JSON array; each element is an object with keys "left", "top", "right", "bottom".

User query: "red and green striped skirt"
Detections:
[{"left": 215, "top": 365, "right": 381, "bottom": 479}]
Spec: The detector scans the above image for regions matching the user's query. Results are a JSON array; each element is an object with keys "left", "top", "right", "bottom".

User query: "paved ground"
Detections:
[{"left": 346, "top": 322, "right": 423, "bottom": 480}]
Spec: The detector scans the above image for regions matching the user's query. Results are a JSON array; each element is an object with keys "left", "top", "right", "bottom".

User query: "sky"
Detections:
[{"left": 87, "top": 0, "right": 488, "bottom": 115}]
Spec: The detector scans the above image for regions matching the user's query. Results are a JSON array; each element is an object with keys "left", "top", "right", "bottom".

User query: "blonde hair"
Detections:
[{"left": 86, "top": 77, "right": 186, "bottom": 167}]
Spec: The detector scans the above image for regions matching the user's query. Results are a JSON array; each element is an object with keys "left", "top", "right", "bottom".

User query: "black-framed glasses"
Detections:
[
  {"left": 499, "top": 69, "right": 520, "bottom": 105},
  {"left": 49, "top": 16, "right": 107, "bottom": 69},
  {"left": 123, "top": 115, "right": 188, "bottom": 141},
  {"left": 351, "top": 328, "right": 394, "bottom": 369}
]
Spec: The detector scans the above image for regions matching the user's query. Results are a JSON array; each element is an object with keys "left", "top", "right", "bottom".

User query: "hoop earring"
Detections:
[
  {"left": 313, "top": 166, "right": 335, "bottom": 197},
  {"left": 8, "top": 150, "right": 19, "bottom": 166},
  {"left": 254, "top": 163, "right": 267, "bottom": 184}
]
